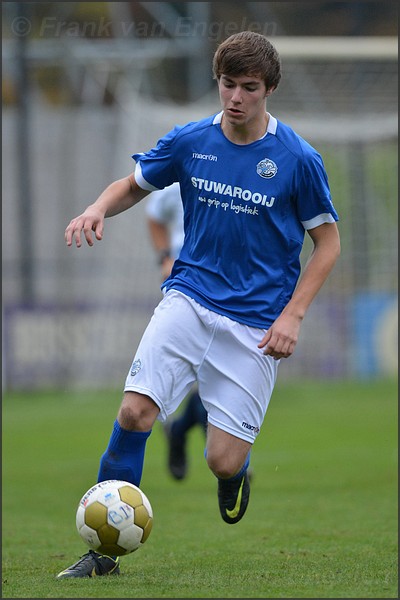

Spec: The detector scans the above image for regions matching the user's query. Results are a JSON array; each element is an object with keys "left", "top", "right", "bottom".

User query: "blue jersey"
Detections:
[{"left": 133, "top": 112, "right": 339, "bottom": 329}]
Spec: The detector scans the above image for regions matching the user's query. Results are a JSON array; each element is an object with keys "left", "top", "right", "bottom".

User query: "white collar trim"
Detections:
[
  {"left": 213, "top": 111, "right": 278, "bottom": 137},
  {"left": 267, "top": 113, "right": 277, "bottom": 135},
  {"left": 213, "top": 111, "right": 223, "bottom": 124}
]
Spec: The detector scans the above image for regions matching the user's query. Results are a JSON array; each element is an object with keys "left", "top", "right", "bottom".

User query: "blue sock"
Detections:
[{"left": 97, "top": 420, "right": 151, "bottom": 487}]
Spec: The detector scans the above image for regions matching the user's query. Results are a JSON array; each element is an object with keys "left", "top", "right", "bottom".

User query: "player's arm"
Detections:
[
  {"left": 147, "top": 216, "right": 171, "bottom": 259},
  {"left": 258, "top": 222, "right": 341, "bottom": 359},
  {"left": 65, "top": 173, "right": 149, "bottom": 248},
  {"left": 147, "top": 217, "right": 175, "bottom": 279}
]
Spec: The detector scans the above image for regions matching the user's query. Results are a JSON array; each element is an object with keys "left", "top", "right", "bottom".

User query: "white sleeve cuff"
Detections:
[
  {"left": 134, "top": 162, "right": 159, "bottom": 192},
  {"left": 301, "top": 213, "right": 336, "bottom": 230}
]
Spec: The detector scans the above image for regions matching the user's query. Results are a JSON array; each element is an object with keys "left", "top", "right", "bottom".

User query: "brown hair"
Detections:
[{"left": 212, "top": 31, "right": 281, "bottom": 92}]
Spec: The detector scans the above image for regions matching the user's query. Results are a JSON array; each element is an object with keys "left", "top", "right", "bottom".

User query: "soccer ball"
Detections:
[{"left": 76, "top": 479, "right": 153, "bottom": 556}]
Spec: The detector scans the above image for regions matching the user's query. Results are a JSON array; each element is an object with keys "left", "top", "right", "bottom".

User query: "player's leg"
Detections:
[
  {"left": 172, "top": 388, "right": 205, "bottom": 436},
  {"left": 165, "top": 387, "right": 207, "bottom": 480},
  {"left": 206, "top": 423, "right": 251, "bottom": 479},
  {"left": 99, "top": 291, "right": 203, "bottom": 488},
  {"left": 164, "top": 397, "right": 191, "bottom": 480},
  {"left": 58, "top": 291, "right": 201, "bottom": 579},
  {"left": 197, "top": 313, "right": 279, "bottom": 524},
  {"left": 57, "top": 392, "right": 159, "bottom": 580},
  {"left": 206, "top": 424, "right": 252, "bottom": 524},
  {"left": 98, "top": 391, "right": 160, "bottom": 486},
  {"left": 191, "top": 388, "right": 208, "bottom": 434}
]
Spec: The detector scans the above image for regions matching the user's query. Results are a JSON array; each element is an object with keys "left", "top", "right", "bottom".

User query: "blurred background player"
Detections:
[{"left": 146, "top": 182, "right": 207, "bottom": 480}]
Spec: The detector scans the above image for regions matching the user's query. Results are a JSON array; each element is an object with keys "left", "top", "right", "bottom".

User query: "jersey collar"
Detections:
[{"left": 213, "top": 111, "right": 277, "bottom": 137}]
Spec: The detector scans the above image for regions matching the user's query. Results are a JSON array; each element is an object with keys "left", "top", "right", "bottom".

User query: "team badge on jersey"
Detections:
[
  {"left": 130, "top": 358, "right": 142, "bottom": 376},
  {"left": 256, "top": 158, "right": 278, "bottom": 179}
]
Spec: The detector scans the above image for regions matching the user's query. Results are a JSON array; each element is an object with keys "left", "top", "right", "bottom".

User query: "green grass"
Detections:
[{"left": 2, "top": 379, "right": 398, "bottom": 598}]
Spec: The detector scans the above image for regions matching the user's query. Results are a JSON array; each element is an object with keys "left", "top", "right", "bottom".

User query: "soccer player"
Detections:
[
  {"left": 146, "top": 182, "right": 208, "bottom": 480},
  {"left": 58, "top": 31, "right": 340, "bottom": 578}
]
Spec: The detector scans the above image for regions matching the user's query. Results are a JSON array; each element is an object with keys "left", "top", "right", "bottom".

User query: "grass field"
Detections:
[{"left": 2, "top": 378, "right": 398, "bottom": 598}]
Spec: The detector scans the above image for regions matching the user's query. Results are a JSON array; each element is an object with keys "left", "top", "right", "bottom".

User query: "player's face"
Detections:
[{"left": 218, "top": 74, "right": 269, "bottom": 128}]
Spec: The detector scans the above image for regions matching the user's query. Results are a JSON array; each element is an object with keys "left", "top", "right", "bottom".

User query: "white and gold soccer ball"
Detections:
[{"left": 76, "top": 479, "right": 153, "bottom": 556}]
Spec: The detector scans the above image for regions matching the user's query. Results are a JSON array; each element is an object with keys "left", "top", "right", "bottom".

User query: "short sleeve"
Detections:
[
  {"left": 295, "top": 150, "right": 339, "bottom": 229},
  {"left": 132, "top": 126, "right": 182, "bottom": 191}
]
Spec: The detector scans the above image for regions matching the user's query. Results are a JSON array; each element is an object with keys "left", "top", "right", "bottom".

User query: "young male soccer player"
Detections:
[{"left": 57, "top": 31, "right": 340, "bottom": 578}]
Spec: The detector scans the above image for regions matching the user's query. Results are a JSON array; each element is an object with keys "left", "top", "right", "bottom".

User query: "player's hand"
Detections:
[
  {"left": 65, "top": 206, "right": 105, "bottom": 248},
  {"left": 258, "top": 313, "right": 302, "bottom": 360}
]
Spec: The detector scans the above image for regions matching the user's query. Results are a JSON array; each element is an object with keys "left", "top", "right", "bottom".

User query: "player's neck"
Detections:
[{"left": 221, "top": 112, "right": 269, "bottom": 145}]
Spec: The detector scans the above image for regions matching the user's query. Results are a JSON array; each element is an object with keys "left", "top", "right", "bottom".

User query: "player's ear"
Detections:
[{"left": 265, "top": 86, "right": 275, "bottom": 98}]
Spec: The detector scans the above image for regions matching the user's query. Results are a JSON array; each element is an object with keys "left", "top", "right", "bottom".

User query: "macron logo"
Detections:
[
  {"left": 192, "top": 152, "right": 218, "bottom": 162},
  {"left": 242, "top": 421, "right": 260, "bottom": 434}
]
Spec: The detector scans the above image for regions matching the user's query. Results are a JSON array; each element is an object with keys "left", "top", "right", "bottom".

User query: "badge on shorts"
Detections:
[{"left": 130, "top": 358, "right": 142, "bottom": 376}]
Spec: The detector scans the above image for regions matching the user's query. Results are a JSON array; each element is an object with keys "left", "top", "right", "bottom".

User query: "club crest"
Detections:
[
  {"left": 256, "top": 158, "right": 278, "bottom": 179},
  {"left": 130, "top": 358, "right": 142, "bottom": 376}
]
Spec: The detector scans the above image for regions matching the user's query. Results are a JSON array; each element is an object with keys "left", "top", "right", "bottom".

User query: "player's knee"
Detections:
[
  {"left": 117, "top": 392, "right": 159, "bottom": 431},
  {"left": 206, "top": 451, "right": 240, "bottom": 479}
]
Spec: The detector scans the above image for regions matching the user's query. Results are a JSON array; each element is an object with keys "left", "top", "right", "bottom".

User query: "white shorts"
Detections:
[{"left": 124, "top": 290, "right": 279, "bottom": 443}]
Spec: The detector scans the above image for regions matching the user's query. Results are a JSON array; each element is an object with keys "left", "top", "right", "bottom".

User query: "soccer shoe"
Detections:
[
  {"left": 218, "top": 470, "right": 250, "bottom": 524},
  {"left": 164, "top": 421, "right": 187, "bottom": 480},
  {"left": 56, "top": 550, "right": 120, "bottom": 579}
]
